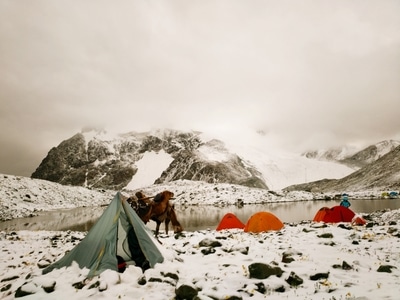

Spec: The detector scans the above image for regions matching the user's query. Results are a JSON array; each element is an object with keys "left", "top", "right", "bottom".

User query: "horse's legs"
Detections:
[
  {"left": 165, "top": 218, "right": 170, "bottom": 235},
  {"left": 155, "top": 221, "right": 161, "bottom": 236}
]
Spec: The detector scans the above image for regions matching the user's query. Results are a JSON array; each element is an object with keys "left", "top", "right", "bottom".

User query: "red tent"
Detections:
[
  {"left": 216, "top": 213, "right": 245, "bottom": 231},
  {"left": 313, "top": 206, "right": 355, "bottom": 223}
]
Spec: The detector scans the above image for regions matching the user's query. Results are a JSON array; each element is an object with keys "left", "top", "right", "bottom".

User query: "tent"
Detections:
[
  {"left": 243, "top": 211, "right": 284, "bottom": 233},
  {"left": 216, "top": 213, "right": 245, "bottom": 231},
  {"left": 43, "top": 192, "right": 164, "bottom": 277},
  {"left": 313, "top": 205, "right": 355, "bottom": 223}
]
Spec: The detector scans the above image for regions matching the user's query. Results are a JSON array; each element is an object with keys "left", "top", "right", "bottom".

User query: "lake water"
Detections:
[{"left": 1, "top": 199, "right": 399, "bottom": 232}]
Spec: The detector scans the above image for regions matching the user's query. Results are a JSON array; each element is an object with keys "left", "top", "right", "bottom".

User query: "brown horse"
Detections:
[
  {"left": 165, "top": 203, "right": 184, "bottom": 235},
  {"left": 130, "top": 190, "right": 183, "bottom": 236}
]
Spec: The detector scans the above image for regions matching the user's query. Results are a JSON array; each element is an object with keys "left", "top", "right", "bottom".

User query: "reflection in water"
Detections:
[
  {"left": 0, "top": 207, "right": 106, "bottom": 232},
  {"left": 1, "top": 199, "right": 399, "bottom": 232}
]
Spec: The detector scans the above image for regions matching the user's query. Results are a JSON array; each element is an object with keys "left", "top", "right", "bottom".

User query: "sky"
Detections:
[{"left": 1, "top": 0, "right": 400, "bottom": 177}]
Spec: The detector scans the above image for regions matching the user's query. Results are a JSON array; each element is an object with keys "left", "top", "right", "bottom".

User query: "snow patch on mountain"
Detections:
[
  {"left": 197, "top": 140, "right": 231, "bottom": 162},
  {"left": 375, "top": 140, "right": 400, "bottom": 157},
  {"left": 126, "top": 150, "right": 174, "bottom": 190}
]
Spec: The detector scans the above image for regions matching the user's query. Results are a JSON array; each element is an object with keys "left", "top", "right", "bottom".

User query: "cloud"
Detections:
[{"left": 1, "top": 0, "right": 400, "bottom": 176}]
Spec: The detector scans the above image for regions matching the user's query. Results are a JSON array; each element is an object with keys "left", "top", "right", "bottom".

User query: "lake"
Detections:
[{"left": 1, "top": 199, "right": 399, "bottom": 232}]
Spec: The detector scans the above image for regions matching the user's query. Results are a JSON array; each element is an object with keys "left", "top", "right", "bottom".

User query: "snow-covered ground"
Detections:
[
  {"left": 1, "top": 210, "right": 400, "bottom": 299},
  {"left": 1, "top": 173, "right": 400, "bottom": 299}
]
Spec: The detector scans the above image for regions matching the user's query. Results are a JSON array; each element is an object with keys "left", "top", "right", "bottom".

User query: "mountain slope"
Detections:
[
  {"left": 284, "top": 145, "right": 400, "bottom": 193},
  {"left": 303, "top": 140, "right": 400, "bottom": 168},
  {"left": 33, "top": 129, "right": 400, "bottom": 192},
  {"left": 31, "top": 129, "right": 270, "bottom": 190},
  {"left": 340, "top": 140, "right": 400, "bottom": 168}
]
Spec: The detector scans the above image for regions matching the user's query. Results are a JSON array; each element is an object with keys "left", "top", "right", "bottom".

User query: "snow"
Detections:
[
  {"left": 198, "top": 130, "right": 356, "bottom": 190},
  {"left": 1, "top": 174, "right": 400, "bottom": 299},
  {"left": 125, "top": 150, "right": 174, "bottom": 190},
  {"left": 197, "top": 143, "right": 231, "bottom": 162}
]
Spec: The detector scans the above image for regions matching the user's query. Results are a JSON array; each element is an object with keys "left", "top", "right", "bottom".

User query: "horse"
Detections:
[
  {"left": 130, "top": 190, "right": 183, "bottom": 236},
  {"left": 154, "top": 200, "right": 183, "bottom": 236}
]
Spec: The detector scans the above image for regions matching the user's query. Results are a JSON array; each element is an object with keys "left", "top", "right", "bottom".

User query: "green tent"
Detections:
[{"left": 43, "top": 192, "right": 164, "bottom": 277}]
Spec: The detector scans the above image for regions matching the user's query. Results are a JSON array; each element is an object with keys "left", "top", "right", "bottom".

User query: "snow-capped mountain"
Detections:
[
  {"left": 303, "top": 140, "right": 400, "bottom": 168},
  {"left": 340, "top": 140, "right": 400, "bottom": 168},
  {"left": 285, "top": 144, "right": 400, "bottom": 193},
  {"left": 31, "top": 128, "right": 356, "bottom": 191}
]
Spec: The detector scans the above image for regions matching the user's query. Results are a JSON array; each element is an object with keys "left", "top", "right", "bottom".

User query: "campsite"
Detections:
[{"left": 1, "top": 183, "right": 400, "bottom": 299}]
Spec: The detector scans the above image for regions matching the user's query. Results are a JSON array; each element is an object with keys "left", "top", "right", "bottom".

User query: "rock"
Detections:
[
  {"left": 285, "top": 271, "right": 303, "bottom": 287},
  {"left": 201, "top": 247, "right": 216, "bottom": 255},
  {"left": 1, "top": 275, "right": 19, "bottom": 282},
  {"left": 37, "top": 259, "right": 52, "bottom": 269},
  {"left": 225, "top": 296, "right": 242, "bottom": 300},
  {"left": 88, "top": 281, "right": 100, "bottom": 289},
  {"left": 377, "top": 265, "right": 396, "bottom": 273},
  {"left": 161, "top": 272, "right": 179, "bottom": 283},
  {"left": 175, "top": 284, "right": 198, "bottom": 300},
  {"left": 137, "top": 276, "right": 146, "bottom": 285},
  {"left": 338, "top": 224, "right": 352, "bottom": 230},
  {"left": 72, "top": 281, "right": 86, "bottom": 289},
  {"left": 282, "top": 253, "right": 295, "bottom": 263},
  {"left": 1, "top": 283, "right": 12, "bottom": 292},
  {"left": 274, "top": 285, "right": 285, "bottom": 293},
  {"left": 342, "top": 261, "right": 353, "bottom": 270},
  {"left": 248, "top": 263, "right": 283, "bottom": 279},
  {"left": 317, "top": 233, "right": 334, "bottom": 239},
  {"left": 309, "top": 272, "right": 329, "bottom": 281},
  {"left": 15, "top": 282, "right": 38, "bottom": 298},
  {"left": 198, "top": 238, "right": 222, "bottom": 248},
  {"left": 254, "top": 282, "right": 266, "bottom": 294},
  {"left": 42, "top": 280, "right": 56, "bottom": 293}
]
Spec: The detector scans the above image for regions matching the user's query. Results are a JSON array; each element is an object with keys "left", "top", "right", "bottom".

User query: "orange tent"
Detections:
[
  {"left": 313, "top": 206, "right": 355, "bottom": 223},
  {"left": 352, "top": 215, "right": 367, "bottom": 226},
  {"left": 244, "top": 212, "right": 284, "bottom": 233},
  {"left": 216, "top": 213, "right": 245, "bottom": 231}
]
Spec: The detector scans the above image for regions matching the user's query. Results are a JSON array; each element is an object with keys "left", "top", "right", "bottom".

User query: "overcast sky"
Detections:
[{"left": 1, "top": 0, "right": 400, "bottom": 177}]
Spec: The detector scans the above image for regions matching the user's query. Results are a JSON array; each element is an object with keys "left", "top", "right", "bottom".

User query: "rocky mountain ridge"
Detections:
[
  {"left": 303, "top": 140, "right": 400, "bottom": 168},
  {"left": 31, "top": 129, "right": 268, "bottom": 190},
  {"left": 285, "top": 144, "right": 400, "bottom": 193},
  {"left": 31, "top": 128, "right": 399, "bottom": 192}
]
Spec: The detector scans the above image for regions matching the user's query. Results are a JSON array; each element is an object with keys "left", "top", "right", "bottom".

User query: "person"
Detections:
[
  {"left": 127, "top": 226, "right": 150, "bottom": 272},
  {"left": 340, "top": 193, "right": 351, "bottom": 208}
]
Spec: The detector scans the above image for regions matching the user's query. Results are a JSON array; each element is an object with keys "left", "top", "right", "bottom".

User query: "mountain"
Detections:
[
  {"left": 31, "top": 128, "right": 355, "bottom": 191},
  {"left": 340, "top": 140, "right": 400, "bottom": 168},
  {"left": 302, "top": 140, "right": 400, "bottom": 168},
  {"left": 284, "top": 144, "right": 400, "bottom": 193},
  {"left": 31, "top": 129, "right": 269, "bottom": 190}
]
